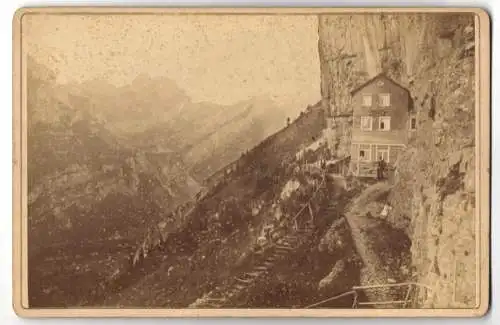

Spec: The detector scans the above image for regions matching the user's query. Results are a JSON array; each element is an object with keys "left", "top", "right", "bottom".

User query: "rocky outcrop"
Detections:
[{"left": 318, "top": 13, "right": 477, "bottom": 308}]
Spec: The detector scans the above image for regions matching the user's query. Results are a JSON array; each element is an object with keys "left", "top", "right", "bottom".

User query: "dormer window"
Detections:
[
  {"left": 362, "top": 94, "right": 372, "bottom": 107},
  {"left": 379, "top": 93, "right": 391, "bottom": 107}
]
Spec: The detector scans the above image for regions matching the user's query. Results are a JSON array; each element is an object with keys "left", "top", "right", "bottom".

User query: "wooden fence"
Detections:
[{"left": 305, "top": 282, "right": 433, "bottom": 309}]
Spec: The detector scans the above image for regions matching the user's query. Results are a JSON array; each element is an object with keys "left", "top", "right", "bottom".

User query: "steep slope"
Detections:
[
  {"left": 318, "top": 13, "right": 477, "bottom": 308},
  {"left": 184, "top": 97, "right": 290, "bottom": 180},
  {"left": 91, "top": 104, "right": 330, "bottom": 307}
]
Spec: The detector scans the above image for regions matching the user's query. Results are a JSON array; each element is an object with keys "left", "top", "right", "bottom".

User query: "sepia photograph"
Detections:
[{"left": 12, "top": 7, "right": 490, "bottom": 317}]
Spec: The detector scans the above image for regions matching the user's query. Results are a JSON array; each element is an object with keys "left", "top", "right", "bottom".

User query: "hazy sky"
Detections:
[{"left": 23, "top": 14, "right": 321, "bottom": 107}]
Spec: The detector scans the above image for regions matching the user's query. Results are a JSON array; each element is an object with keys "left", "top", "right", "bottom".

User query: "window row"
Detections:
[
  {"left": 358, "top": 144, "right": 390, "bottom": 162},
  {"left": 360, "top": 116, "right": 391, "bottom": 131},
  {"left": 362, "top": 93, "right": 391, "bottom": 107},
  {"left": 360, "top": 116, "right": 417, "bottom": 131}
]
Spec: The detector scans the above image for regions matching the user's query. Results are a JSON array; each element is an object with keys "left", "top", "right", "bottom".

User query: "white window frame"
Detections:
[
  {"left": 360, "top": 116, "right": 373, "bottom": 131},
  {"left": 359, "top": 144, "right": 372, "bottom": 162},
  {"left": 376, "top": 147, "right": 390, "bottom": 163},
  {"left": 362, "top": 94, "right": 372, "bottom": 107},
  {"left": 379, "top": 93, "right": 391, "bottom": 107},
  {"left": 378, "top": 116, "right": 391, "bottom": 131}
]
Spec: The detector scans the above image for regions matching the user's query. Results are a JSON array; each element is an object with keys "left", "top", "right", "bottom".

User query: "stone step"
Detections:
[
  {"left": 275, "top": 244, "right": 293, "bottom": 250},
  {"left": 235, "top": 277, "right": 253, "bottom": 284},
  {"left": 277, "top": 239, "right": 295, "bottom": 245},
  {"left": 205, "top": 297, "right": 225, "bottom": 302},
  {"left": 254, "top": 265, "right": 269, "bottom": 271},
  {"left": 245, "top": 271, "right": 263, "bottom": 277},
  {"left": 240, "top": 273, "right": 256, "bottom": 281}
]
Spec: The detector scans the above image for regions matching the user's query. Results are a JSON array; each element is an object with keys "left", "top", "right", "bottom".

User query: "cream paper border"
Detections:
[{"left": 12, "top": 6, "right": 491, "bottom": 318}]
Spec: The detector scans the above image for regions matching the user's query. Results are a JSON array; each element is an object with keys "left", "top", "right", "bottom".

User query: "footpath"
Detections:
[{"left": 343, "top": 181, "right": 412, "bottom": 307}]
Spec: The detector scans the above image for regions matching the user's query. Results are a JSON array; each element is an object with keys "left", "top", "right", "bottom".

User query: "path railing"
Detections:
[
  {"left": 291, "top": 172, "right": 326, "bottom": 227},
  {"left": 305, "top": 290, "right": 358, "bottom": 308},
  {"left": 305, "top": 282, "right": 433, "bottom": 309},
  {"left": 190, "top": 172, "right": 328, "bottom": 308}
]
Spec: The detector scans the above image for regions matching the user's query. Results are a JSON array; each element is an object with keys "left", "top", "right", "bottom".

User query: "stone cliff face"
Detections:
[{"left": 318, "top": 13, "right": 477, "bottom": 308}]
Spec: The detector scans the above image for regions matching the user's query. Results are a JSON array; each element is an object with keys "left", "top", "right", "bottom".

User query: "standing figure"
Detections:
[{"left": 377, "top": 156, "right": 387, "bottom": 180}]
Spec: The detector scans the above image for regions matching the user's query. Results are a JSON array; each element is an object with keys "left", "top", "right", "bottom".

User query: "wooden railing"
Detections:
[
  {"left": 305, "top": 282, "right": 433, "bottom": 309},
  {"left": 189, "top": 172, "right": 329, "bottom": 308},
  {"left": 291, "top": 173, "right": 326, "bottom": 227},
  {"left": 305, "top": 290, "right": 358, "bottom": 308}
]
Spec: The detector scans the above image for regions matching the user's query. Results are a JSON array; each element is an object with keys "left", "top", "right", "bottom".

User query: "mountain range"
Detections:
[{"left": 26, "top": 56, "right": 307, "bottom": 306}]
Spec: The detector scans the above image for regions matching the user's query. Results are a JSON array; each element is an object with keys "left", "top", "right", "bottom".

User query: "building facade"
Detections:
[{"left": 349, "top": 73, "right": 416, "bottom": 177}]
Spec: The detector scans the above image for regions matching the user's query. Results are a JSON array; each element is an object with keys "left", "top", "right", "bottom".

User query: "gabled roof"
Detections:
[{"left": 350, "top": 72, "right": 411, "bottom": 96}]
